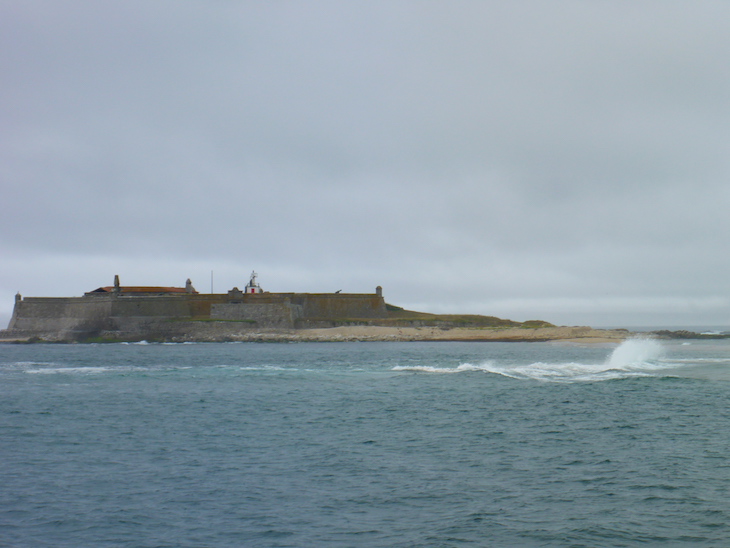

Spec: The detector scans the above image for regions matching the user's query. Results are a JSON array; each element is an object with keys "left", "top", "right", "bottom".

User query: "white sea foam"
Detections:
[
  {"left": 483, "top": 361, "right": 636, "bottom": 382},
  {"left": 671, "top": 357, "right": 730, "bottom": 364},
  {"left": 237, "top": 365, "right": 292, "bottom": 371},
  {"left": 392, "top": 362, "right": 496, "bottom": 374},
  {"left": 7, "top": 361, "right": 59, "bottom": 368},
  {"left": 23, "top": 364, "right": 202, "bottom": 375},
  {"left": 25, "top": 366, "right": 113, "bottom": 375}
]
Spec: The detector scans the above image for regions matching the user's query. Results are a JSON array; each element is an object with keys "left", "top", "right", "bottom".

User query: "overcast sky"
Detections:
[{"left": 2, "top": 1, "right": 730, "bottom": 328}]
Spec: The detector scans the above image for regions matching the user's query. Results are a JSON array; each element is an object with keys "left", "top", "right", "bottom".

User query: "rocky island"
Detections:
[{"left": 1, "top": 273, "right": 630, "bottom": 343}]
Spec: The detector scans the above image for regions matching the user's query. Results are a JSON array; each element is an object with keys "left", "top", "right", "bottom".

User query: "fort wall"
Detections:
[
  {"left": 294, "top": 294, "right": 387, "bottom": 319},
  {"left": 8, "top": 297, "right": 114, "bottom": 337},
  {"left": 211, "top": 302, "right": 297, "bottom": 326},
  {"left": 3, "top": 290, "right": 388, "bottom": 341}
]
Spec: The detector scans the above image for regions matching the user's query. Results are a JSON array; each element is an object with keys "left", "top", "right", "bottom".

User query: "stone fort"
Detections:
[{"left": 5, "top": 273, "right": 388, "bottom": 342}]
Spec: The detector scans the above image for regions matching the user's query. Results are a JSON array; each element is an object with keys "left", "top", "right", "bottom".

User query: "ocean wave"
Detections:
[
  {"left": 4, "top": 361, "right": 60, "bottom": 368},
  {"left": 392, "top": 339, "right": 680, "bottom": 383},
  {"left": 237, "top": 365, "right": 294, "bottom": 371},
  {"left": 23, "top": 364, "right": 192, "bottom": 375},
  {"left": 478, "top": 361, "right": 658, "bottom": 382},
  {"left": 392, "top": 362, "right": 496, "bottom": 374},
  {"left": 25, "top": 366, "right": 113, "bottom": 375},
  {"left": 670, "top": 357, "right": 730, "bottom": 364}
]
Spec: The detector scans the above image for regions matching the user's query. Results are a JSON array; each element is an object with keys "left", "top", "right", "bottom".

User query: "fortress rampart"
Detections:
[
  {"left": 0, "top": 276, "right": 632, "bottom": 344},
  {"left": 3, "top": 280, "right": 388, "bottom": 342}
]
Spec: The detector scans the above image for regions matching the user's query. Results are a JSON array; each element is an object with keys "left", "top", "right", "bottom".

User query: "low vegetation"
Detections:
[{"left": 383, "top": 306, "right": 554, "bottom": 329}]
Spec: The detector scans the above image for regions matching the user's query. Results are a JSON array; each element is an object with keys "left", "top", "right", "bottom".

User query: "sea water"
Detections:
[{"left": 1, "top": 339, "right": 730, "bottom": 547}]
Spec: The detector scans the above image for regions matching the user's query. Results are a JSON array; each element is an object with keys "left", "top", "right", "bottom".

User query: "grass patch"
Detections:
[{"left": 384, "top": 307, "right": 552, "bottom": 328}]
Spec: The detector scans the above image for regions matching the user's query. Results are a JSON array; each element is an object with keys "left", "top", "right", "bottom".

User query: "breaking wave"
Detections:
[
  {"left": 393, "top": 338, "right": 674, "bottom": 383},
  {"left": 392, "top": 362, "right": 498, "bottom": 374}
]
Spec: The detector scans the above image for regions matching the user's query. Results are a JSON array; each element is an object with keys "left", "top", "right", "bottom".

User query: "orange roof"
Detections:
[{"left": 90, "top": 286, "right": 194, "bottom": 294}]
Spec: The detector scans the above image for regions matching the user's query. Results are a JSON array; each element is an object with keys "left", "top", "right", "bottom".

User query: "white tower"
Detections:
[{"left": 245, "top": 271, "right": 263, "bottom": 294}]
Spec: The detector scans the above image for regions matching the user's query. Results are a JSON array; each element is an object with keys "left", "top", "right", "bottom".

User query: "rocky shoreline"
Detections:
[
  {"left": 235, "top": 325, "right": 631, "bottom": 343},
  {"left": 4, "top": 324, "right": 728, "bottom": 344},
  {"left": 0, "top": 325, "right": 631, "bottom": 344}
]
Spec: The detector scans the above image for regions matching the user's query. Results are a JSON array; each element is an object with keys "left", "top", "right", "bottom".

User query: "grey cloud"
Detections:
[{"left": 2, "top": 1, "right": 730, "bottom": 328}]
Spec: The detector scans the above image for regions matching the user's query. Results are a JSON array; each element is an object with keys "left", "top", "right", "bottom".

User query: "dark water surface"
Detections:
[{"left": 2, "top": 340, "right": 730, "bottom": 547}]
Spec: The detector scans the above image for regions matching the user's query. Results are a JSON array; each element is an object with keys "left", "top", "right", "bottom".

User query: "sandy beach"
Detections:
[{"left": 1, "top": 325, "right": 632, "bottom": 344}]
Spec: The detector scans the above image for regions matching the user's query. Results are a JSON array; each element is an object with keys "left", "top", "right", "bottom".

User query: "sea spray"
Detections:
[{"left": 606, "top": 338, "right": 664, "bottom": 369}]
